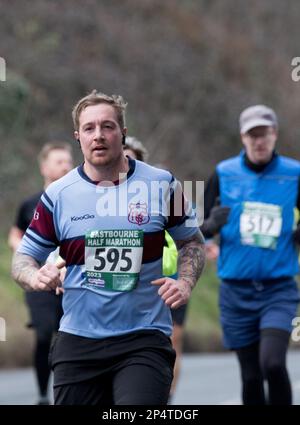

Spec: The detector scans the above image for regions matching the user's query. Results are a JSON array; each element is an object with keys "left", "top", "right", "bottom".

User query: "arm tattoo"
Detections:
[
  {"left": 11, "top": 252, "right": 40, "bottom": 291},
  {"left": 176, "top": 230, "right": 206, "bottom": 290}
]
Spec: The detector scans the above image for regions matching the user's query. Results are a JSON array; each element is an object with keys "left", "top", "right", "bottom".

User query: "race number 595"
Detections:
[{"left": 94, "top": 248, "right": 132, "bottom": 272}]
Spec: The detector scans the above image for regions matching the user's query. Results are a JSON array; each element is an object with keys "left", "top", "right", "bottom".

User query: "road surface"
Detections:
[{"left": 0, "top": 351, "right": 299, "bottom": 405}]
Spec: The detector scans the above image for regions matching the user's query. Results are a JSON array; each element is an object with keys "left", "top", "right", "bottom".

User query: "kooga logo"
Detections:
[{"left": 71, "top": 214, "right": 95, "bottom": 222}]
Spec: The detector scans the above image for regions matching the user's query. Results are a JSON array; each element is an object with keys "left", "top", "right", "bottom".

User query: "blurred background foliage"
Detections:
[
  {"left": 1, "top": 0, "right": 300, "bottom": 228},
  {"left": 1, "top": 0, "right": 300, "bottom": 364}
]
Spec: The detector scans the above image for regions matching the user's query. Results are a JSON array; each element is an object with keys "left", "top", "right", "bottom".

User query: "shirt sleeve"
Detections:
[
  {"left": 165, "top": 176, "right": 200, "bottom": 241},
  {"left": 199, "top": 170, "right": 221, "bottom": 239},
  {"left": 15, "top": 202, "right": 29, "bottom": 233},
  {"left": 203, "top": 170, "right": 220, "bottom": 219},
  {"left": 17, "top": 191, "right": 59, "bottom": 263}
]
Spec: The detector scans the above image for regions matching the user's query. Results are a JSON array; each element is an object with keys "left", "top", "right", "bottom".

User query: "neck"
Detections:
[
  {"left": 43, "top": 179, "right": 52, "bottom": 189},
  {"left": 83, "top": 155, "right": 129, "bottom": 183},
  {"left": 244, "top": 151, "right": 276, "bottom": 173}
]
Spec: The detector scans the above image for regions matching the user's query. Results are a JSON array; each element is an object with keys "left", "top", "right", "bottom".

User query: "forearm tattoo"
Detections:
[
  {"left": 176, "top": 231, "right": 206, "bottom": 289},
  {"left": 11, "top": 252, "right": 40, "bottom": 291}
]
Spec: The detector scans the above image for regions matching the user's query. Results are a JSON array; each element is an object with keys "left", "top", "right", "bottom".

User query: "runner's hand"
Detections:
[
  {"left": 205, "top": 205, "right": 230, "bottom": 234},
  {"left": 205, "top": 241, "right": 220, "bottom": 261},
  {"left": 56, "top": 258, "right": 67, "bottom": 295},
  {"left": 30, "top": 260, "right": 66, "bottom": 292},
  {"left": 151, "top": 277, "right": 191, "bottom": 309}
]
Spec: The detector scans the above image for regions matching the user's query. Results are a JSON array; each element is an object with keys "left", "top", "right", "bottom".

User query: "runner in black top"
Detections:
[{"left": 8, "top": 142, "right": 73, "bottom": 405}]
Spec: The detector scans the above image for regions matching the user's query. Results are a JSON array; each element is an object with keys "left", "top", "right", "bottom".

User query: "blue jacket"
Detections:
[{"left": 217, "top": 152, "right": 300, "bottom": 280}]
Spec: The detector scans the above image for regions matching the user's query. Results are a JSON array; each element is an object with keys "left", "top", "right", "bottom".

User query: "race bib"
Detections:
[
  {"left": 84, "top": 229, "right": 144, "bottom": 292},
  {"left": 240, "top": 202, "right": 282, "bottom": 249}
]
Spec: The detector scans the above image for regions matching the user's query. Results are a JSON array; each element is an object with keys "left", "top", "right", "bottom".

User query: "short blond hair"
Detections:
[
  {"left": 72, "top": 90, "right": 127, "bottom": 131},
  {"left": 38, "top": 142, "right": 72, "bottom": 165}
]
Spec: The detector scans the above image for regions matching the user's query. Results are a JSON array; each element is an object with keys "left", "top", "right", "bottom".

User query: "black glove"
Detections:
[
  {"left": 201, "top": 205, "right": 231, "bottom": 237},
  {"left": 293, "top": 225, "right": 300, "bottom": 245}
]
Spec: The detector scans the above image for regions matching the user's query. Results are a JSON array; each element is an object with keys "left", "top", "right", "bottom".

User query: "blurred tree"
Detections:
[
  {"left": 0, "top": 72, "right": 30, "bottom": 136},
  {"left": 1, "top": 0, "right": 300, "bottom": 229}
]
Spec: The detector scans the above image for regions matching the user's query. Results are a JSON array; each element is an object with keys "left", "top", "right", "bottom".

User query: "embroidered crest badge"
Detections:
[{"left": 128, "top": 201, "right": 150, "bottom": 226}]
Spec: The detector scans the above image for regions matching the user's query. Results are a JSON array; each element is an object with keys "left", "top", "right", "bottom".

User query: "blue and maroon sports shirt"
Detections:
[{"left": 18, "top": 158, "right": 199, "bottom": 339}]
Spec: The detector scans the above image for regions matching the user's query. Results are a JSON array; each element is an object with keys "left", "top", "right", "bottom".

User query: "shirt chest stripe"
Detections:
[{"left": 60, "top": 231, "right": 165, "bottom": 266}]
